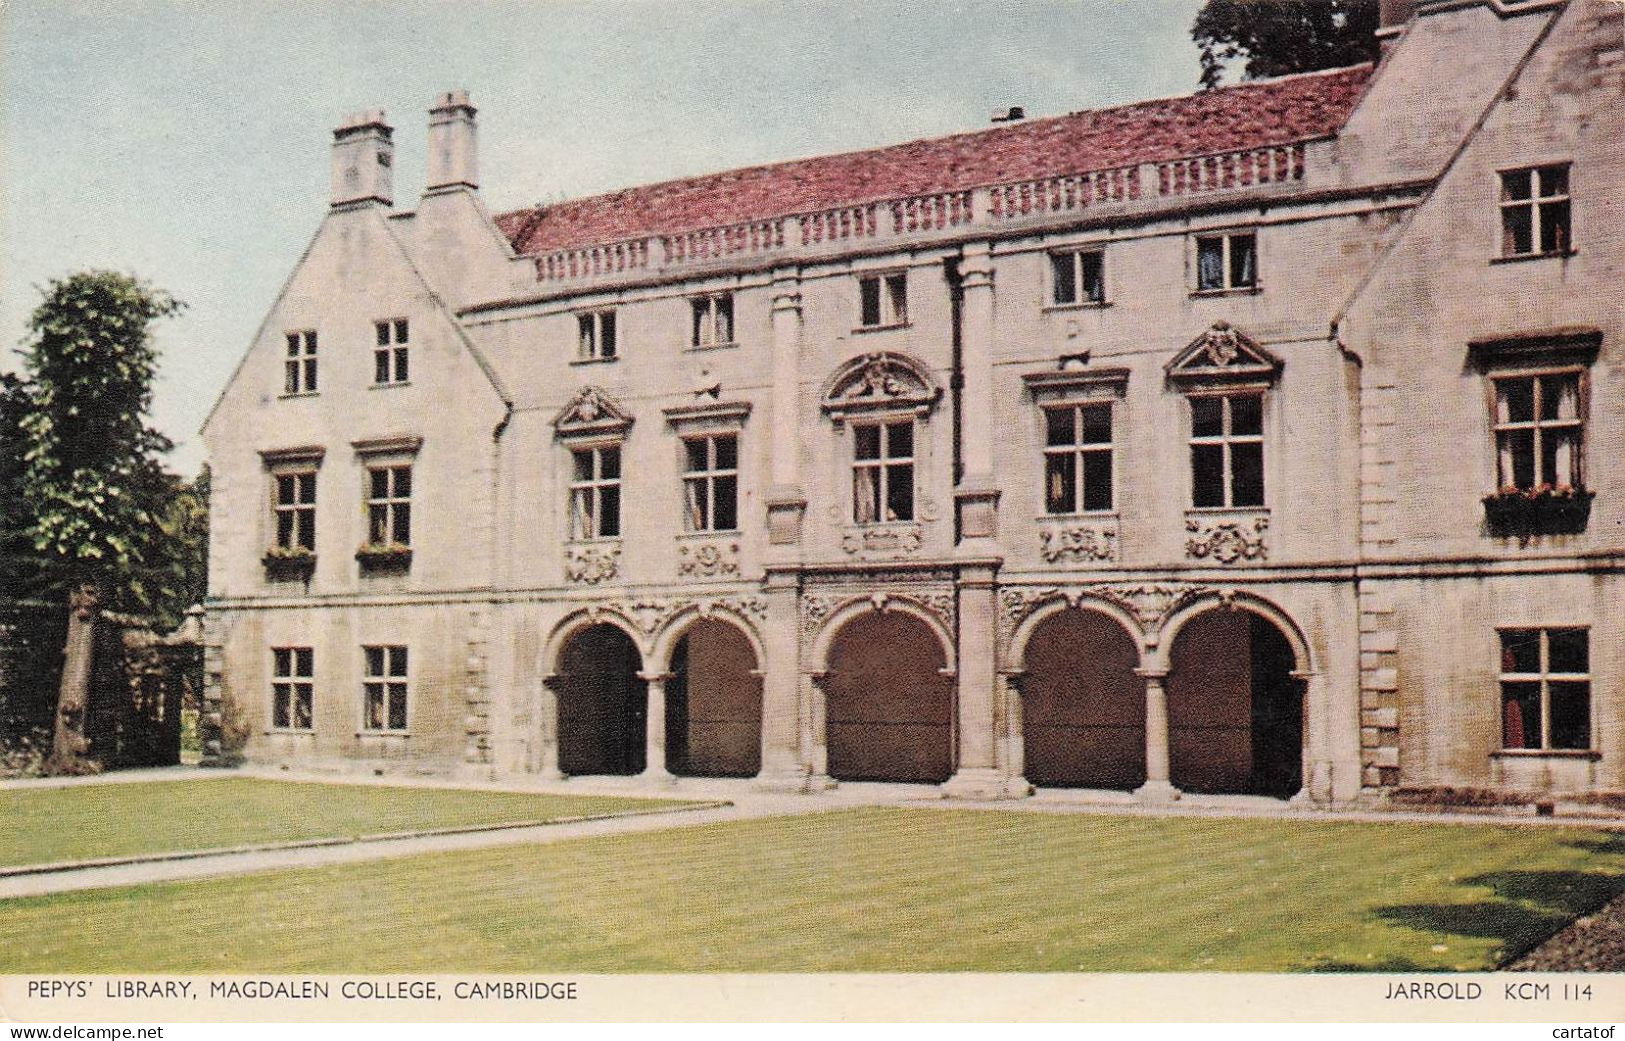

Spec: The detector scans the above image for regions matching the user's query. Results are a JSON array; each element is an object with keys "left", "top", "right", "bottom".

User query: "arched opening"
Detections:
[
  {"left": 1021, "top": 608, "right": 1144, "bottom": 790},
  {"left": 555, "top": 623, "right": 645, "bottom": 776},
  {"left": 1166, "top": 609, "right": 1302, "bottom": 798},
  {"left": 824, "top": 611, "right": 953, "bottom": 783},
  {"left": 667, "top": 618, "right": 762, "bottom": 777}
]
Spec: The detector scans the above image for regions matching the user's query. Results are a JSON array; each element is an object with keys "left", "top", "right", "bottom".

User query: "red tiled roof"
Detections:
[{"left": 495, "top": 64, "right": 1373, "bottom": 257}]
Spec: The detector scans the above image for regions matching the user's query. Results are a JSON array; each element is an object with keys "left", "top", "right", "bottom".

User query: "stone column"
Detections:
[
  {"left": 998, "top": 671, "right": 1032, "bottom": 792},
  {"left": 954, "top": 243, "right": 1001, "bottom": 544},
  {"left": 1291, "top": 670, "right": 1335, "bottom": 807},
  {"left": 804, "top": 671, "right": 835, "bottom": 789},
  {"left": 638, "top": 671, "right": 676, "bottom": 783},
  {"left": 755, "top": 571, "right": 811, "bottom": 791},
  {"left": 1134, "top": 668, "right": 1179, "bottom": 802},
  {"left": 765, "top": 267, "right": 807, "bottom": 546},
  {"left": 537, "top": 675, "right": 564, "bottom": 780},
  {"left": 943, "top": 567, "right": 1024, "bottom": 799}
]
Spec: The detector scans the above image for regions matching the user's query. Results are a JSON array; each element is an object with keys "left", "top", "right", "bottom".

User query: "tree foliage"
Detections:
[
  {"left": 16, "top": 271, "right": 187, "bottom": 616},
  {"left": 1192, "top": 0, "right": 1382, "bottom": 89}
]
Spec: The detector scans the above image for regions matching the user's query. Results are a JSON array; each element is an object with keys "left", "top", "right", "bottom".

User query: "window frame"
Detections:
[
  {"left": 568, "top": 441, "right": 623, "bottom": 541},
  {"left": 270, "top": 646, "right": 314, "bottom": 733},
  {"left": 372, "top": 319, "right": 410, "bottom": 386},
  {"left": 856, "top": 271, "right": 909, "bottom": 330},
  {"left": 361, "top": 644, "right": 409, "bottom": 734},
  {"left": 1192, "top": 231, "right": 1259, "bottom": 294},
  {"left": 283, "top": 330, "right": 318, "bottom": 396},
  {"left": 1497, "top": 163, "right": 1572, "bottom": 260},
  {"left": 850, "top": 417, "right": 916, "bottom": 525},
  {"left": 1046, "top": 247, "right": 1107, "bottom": 308},
  {"left": 272, "top": 468, "right": 318, "bottom": 552},
  {"left": 576, "top": 309, "right": 619, "bottom": 363},
  {"left": 681, "top": 432, "right": 740, "bottom": 533},
  {"left": 689, "top": 292, "right": 736, "bottom": 350},
  {"left": 1187, "top": 390, "right": 1267, "bottom": 510},
  {"left": 1497, "top": 626, "right": 1590, "bottom": 752},
  {"left": 1488, "top": 366, "right": 1586, "bottom": 493},
  {"left": 1041, "top": 401, "right": 1115, "bottom": 516},
  {"left": 364, "top": 462, "right": 413, "bottom": 548}
]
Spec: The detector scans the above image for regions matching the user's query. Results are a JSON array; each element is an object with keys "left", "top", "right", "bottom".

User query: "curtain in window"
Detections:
[
  {"left": 1234, "top": 242, "right": 1255, "bottom": 287},
  {"left": 685, "top": 479, "right": 707, "bottom": 530},
  {"left": 854, "top": 468, "right": 879, "bottom": 524},
  {"left": 571, "top": 490, "right": 593, "bottom": 539},
  {"left": 1198, "top": 244, "right": 1224, "bottom": 290}
]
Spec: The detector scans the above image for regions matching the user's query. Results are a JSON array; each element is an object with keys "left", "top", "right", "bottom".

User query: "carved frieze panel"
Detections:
[
  {"left": 1037, "top": 521, "right": 1117, "bottom": 564},
  {"left": 678, "top": 540, "right": 741, "bottom": 578},
  {"left": 841, "top": 524, "right": 924, "bottom": 559},
  {"left": 564, "top": 544, "right": 621, "bottom": 584},
  {"left": 1185, "top": 515, "right": 1269, "bottom": 565},
  {"left": 997, "top": 582, "right": 1211, "bottom": 644},
  {"left": 799, "top": 588, "right": 956, "bottom": 647}
]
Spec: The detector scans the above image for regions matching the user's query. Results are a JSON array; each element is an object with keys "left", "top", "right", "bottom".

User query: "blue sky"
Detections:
[{"left": 2, "top": 0, "right": 1202, "bottom": 474}]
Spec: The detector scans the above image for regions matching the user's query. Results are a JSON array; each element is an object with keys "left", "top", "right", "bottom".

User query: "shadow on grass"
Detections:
[{"left": 1305, "top": 956, "right": 1430, "bottom": 973}]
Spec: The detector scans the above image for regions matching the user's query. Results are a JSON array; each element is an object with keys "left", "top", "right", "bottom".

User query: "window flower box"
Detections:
[
  {"left": 1482, "top": 485, "right": 1594, "bottom": 537},
  {"left": 262, "top": 546, "right": 316, "bottom": 580},
  {"left": 355, "top": 542, "right": 413, "bottom": 572}
]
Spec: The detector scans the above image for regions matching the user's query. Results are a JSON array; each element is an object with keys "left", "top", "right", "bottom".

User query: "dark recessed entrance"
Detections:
[
  {"left": 556, "top": 623, "right": 645, "bottom": 776},
  {"left": 1167, "top": 610, "right": 1302, "bottom": 798},
  {"left": 667, "top": 618, "right": 762, "bottom": 777},
  {"left": 1021, "top": 608, "right": 1145, "bottom": 790},
  {"left": 825, "top": 611, "right": 954, "bottom": 784}
]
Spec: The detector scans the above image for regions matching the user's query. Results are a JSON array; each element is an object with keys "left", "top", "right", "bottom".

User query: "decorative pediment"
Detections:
[
  {"left": 1165, "top": 322, "right": 1280, "bottom": 385},
  {"left": 820, "top": 351, "right": 941, "bottom": 422},
  {"left": 554, "top": 386, "right": 633, "bottom": 438}
]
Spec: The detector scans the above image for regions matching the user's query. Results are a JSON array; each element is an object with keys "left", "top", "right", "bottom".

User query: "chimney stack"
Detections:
[
  {"left": 1378, "top": 0, "right": 1422, "bottom": 33},
  {"left": 331, "top": 109, "right": 394, "bottom": 209},
  {"left": 426, "top": 90, "right": 478, "bottom": 192}
]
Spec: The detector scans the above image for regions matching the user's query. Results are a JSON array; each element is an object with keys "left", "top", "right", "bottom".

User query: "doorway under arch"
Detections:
[
  {"left": 555, "top": 623, "right": 645, "bottom": 776},
  {"left": 667, "top": 618, "right": 762, "bottom": 777},
  {"left": 1021, "top": 607, "right": 1145, "bottom": 790},
  {"left": 824, "top": 610, "right": 954, "bottom": 784},
  {"left": 1166, "top": 609, "right": 1302, "bottom": 798}
]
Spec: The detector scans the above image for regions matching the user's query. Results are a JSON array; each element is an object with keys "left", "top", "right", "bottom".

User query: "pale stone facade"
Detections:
[{"left": 202, "top": 2, "right": 1624, "bottom": 806}]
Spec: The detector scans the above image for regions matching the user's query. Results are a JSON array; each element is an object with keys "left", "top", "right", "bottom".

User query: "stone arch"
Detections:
[
  {"left": 809, "top": 595, "right": 957, "bottom": 674},
  {"left": 1007, "top": 593, "right": 1146, "bottom": 672},
  {"left": 542, "top": 607, "right": 649, "bottom": 678},
  {"left": 648, "top": 604, "right": 766, "bottom": 675},
  {"left": 649, "top": 607, "right": 765, "bottom": 778},
  {"left": 1152, "top": 590, "right": 1312, "bottom": 676}
]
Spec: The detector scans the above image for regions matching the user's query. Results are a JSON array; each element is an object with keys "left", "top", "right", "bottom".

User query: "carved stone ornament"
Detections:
[
  {"left": 554, "top": 386, "right": 633, "bottom": 437},
  {"left": 678, "top": 541, "right": 741, "bottom": 578},
  {"left": 799, "top": 589, "right": 955, "bottom": 645},
  {"left": 999, "top": 583, "right": 1208, "bottom": 636},
  {"left": 564, "top": 545, "right": 620, "bottom": 584},
  {"left": 1038, "top": 524, "right": 1117, "bottom": 563},
  {"left": 820, "top": 351, "right": 941, "bottom": 422},
  {"left": 1165, "top": 321, "right": 1281, "bottom": 383},
  {"left": 1185, "top": 516, "right": 1269, "bottom": 565},
  {"left": 841, "top": 524, "right": 924, "bottom": 558}
]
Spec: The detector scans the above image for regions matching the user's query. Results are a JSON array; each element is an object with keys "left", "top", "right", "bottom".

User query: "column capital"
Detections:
[
  {"left": 636, "top": 671, "right": 674, "bottom": 684},
  {"left": 1134, "top": 668, "right": 1170, "bottom": 681}
]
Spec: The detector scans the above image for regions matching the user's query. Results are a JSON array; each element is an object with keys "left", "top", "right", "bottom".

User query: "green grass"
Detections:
[
  {"left": 3, "top": 807, "right": 1621, "bottom": 972},
  {"left": 0, "top": 778, "right": 691, "bottom": 867}
]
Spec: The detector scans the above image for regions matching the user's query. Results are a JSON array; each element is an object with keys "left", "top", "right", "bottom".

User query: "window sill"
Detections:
[
  {"left": 567, "top": 536, "right": 623, "bottom": 546},
  {"left": 369, "top": 381, "right": 412, "bottom": 390},
  {"left": 1190, "top": 285, "right": 1262, "bottom": 299},
  {"left": 1185, "top": 505, "right": 1270, "bottom": 516},
  {"left": 278, "top": 391, "right": 320, "bottom": 400},
  {"left": 356, "top": 730, "right": 411, "bottom": 739},
  {"left": 1038, "top": 511, "right": 1118, "bottom": 522},
  {"left": 685, "top": 341, "right": 740, "bottom": 353},
  {"left": 851, "top": 322, "right": 911, "bottom": 335},
  {"left": 1491, "top": 749, "right": 1599, "bottom": 761},
  {"left": 263, "top": 728, "right": 315, "bottom": 737},
  {"left": 677, "top": 528, "right": 741, "bottom": 539},
  {"left": 1041, "top": 300, "right": 1111, "bottom": 314},
  {"left": 569, "top": 356, "right": 618, "bottom": 366},
  {"left": 850, "top": 519, "right": 921, "bottom": 530},
  {"left": 1490, "top": 250, "right": 1577, "bottom": 265}
]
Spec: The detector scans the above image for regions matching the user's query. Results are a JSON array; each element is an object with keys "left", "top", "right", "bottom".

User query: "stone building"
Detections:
[{"left": 201, "top": 0, "right": 1624, "bottom": 806}]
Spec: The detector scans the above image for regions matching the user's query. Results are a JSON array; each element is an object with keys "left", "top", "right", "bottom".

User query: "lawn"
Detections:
[
  {"left": 0, "top": 778, "right": 692, "bottom": 868},
  {"left": 3, "top": 807, "right": 1621, "bottom": 972}
]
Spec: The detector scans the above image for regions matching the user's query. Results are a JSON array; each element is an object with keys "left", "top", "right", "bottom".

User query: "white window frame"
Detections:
[
  {"left": 1497, "top": 627, "right": 1590, "bottom": 751},
  {"left": 373, "top": 319, "right": 409, "bottom": 386},
  {"left": 851, "top": 418, "right": 915, "bottom": 525},
  {"left": 1188, "top": 391, "right": 1266, "bottom": 509},
  {"left": 272, "top": 469, "right": 317, "bottom": 551},
  {"left": 284, "top": 330, "right": 318, "bottom": 395},
  {"left": 1499, "top": 163, "right": 1571, "bottom": 259},
  {"left": 364, "top": 463, "right": 412, "bottom": 548},
  {"left": 1490, "top": 367, "right": 1585, "bottom": 492},
  {"left": 361, "top": 644, "right": 409, "bottom": 733},
  {"left": 857, "top": 271, "right": 908, "bottom": 329},
  {"left": 1048, "top": 248, "right": 1106, "bottom": 307},
  {"left": 1193, "top": 231, "right": 1258, "bottom": 293},
  {"left": 271, "top": 646, "right": 314, "bottom": 732},
  {"left": 682, "top": 432, "right": 739, "bottom": 533},
  {"left": 569, "top": 442, "right": 622, "bottom": 540},
  {"left": 690, "top": 292, "right": 735, "bottom": 349},
  {"left": 1042, "top": 401, "right": 1114, "bottom": 515},
  {"left": 576, "top": 309, "right": 618, "bottom": 362}
]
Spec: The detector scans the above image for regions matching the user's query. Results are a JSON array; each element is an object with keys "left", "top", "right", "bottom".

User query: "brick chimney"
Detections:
[
  {"left": 1379, "top": 0, "right": 1422, "bottom": 33},
  {"left": 426, "top": 90, "right": 478, "bottom": 192},
  {"left": 331, "top": 109, "right": 394, "bottom": 208}
]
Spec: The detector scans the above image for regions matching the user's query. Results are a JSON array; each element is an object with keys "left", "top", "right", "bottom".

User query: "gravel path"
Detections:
[{"left": 1507, "top": 890, "right": 1625, "bottom": 971}]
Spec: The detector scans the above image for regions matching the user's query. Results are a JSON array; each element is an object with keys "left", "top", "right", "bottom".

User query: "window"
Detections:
[
  {"left": 1493, "top": 371, "right": 1583, "bottom": 491},
  {"left": 570, "top": 445, "right": 621, "bottom": 539},
  {"left": 365, "top": 464, "right": 412, "bottom": 546},
  {"left": 1195, "top": 233, "right": 1257, "bottom": 292},
  {"left": 271, "top": 647, "right": 314, "bottom": 731},
  {"left": 1044, "top": 403, "right": 1113, "bottom": 513},
  {"left": 690, "top": 293, "right": 734, "bottom": 348},
  {"left": 1500, "top": 628, "right": 1589, "bottom": 750},
  {"left": 1190, "top": 393, "right": 1264, "bottom": 508},
  {"left": 362, "top": 645, "right": 408, "bottom": 732},
  {"left": 683, "top": 434, "right": 738, "bottom": 532},
  {"left": 284, "top": 331, "right": 318, "bottom": 394},
  {"left": 577, "top": 310, "right": 618, "bottom": 361},
  {"left": 273, "top": 470, "right": 316, "bottom": 551},
  {"left": 373, "top": 320, "right": 409, "bottom": 385},
  {"left": 852, "top": 421, "right": 913, "bottom": 523},
  {"left": 858, "top": 272, "right": 908, "bottom": 328},
  {"left": 1500, "top": 165, "right": 1570, "bottom": 258},
  {"left": 1050, "top": 249, "right": 1105, "bottom": 306}
]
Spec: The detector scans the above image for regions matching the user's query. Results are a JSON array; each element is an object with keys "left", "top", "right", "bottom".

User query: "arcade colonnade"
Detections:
[{"left": 530, "top": 585, "right": 1340, "bottom": 804}]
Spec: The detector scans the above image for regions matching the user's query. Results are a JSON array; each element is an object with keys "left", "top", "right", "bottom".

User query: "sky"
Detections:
[{"left": 2, "top": 0, "right": 1203, "bottom": 475}]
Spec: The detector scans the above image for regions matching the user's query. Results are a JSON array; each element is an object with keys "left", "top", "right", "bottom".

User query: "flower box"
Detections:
[
  {"left": 261, "top": 547, "right": 316, "bottom": 580},
  {"left": 355, "top": 543, "right": 413, "bottom": 571},
  {"left": 1482, "top": 487, "right": 1594, "bottom": 538}
]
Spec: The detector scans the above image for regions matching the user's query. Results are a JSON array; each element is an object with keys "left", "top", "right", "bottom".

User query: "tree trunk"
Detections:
[{"left": 44, "top": 581, "right": 102, "bottom": 775}]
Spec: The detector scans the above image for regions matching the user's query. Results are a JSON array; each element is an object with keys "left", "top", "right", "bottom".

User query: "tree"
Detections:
[
  {"left": 17, "top": 271, "right": 184, "bottom": 774},
  {"left": 1192, "top": 0, "right": 1382, "bottom": 90}
]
